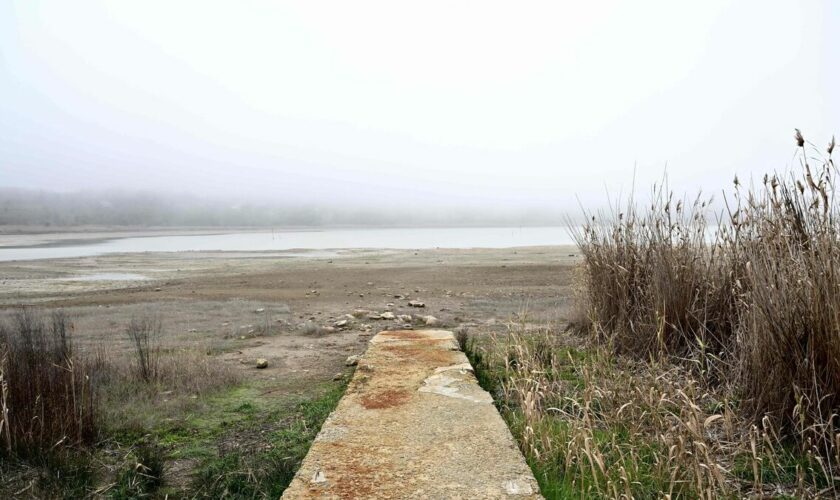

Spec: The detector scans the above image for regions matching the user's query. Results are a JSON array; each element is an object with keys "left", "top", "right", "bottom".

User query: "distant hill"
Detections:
[{"left": 0, "top": 188, "right": 567, "bottom": 228}]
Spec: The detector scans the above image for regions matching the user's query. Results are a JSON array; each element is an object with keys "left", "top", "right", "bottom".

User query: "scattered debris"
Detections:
[{"left": 422, "top": 315, "right": 440, "bottom": 326}]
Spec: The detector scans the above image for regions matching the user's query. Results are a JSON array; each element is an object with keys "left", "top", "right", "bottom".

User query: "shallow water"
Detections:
[
  {"left": 59, "top": 273, "right": 150, "bottom": 281},
  {"left": 0, "top": 226, "right": 576, "bottom": 262}
]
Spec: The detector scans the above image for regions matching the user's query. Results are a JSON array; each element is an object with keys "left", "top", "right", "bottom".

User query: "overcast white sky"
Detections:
[{"left": 1, "top": 1, "right": 838, "bottom": 213}]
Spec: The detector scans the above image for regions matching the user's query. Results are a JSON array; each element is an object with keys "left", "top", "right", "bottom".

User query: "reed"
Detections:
[
  {"left": 0, "top": 309, "right": 98, "bottom": 457},
  {"left": 476, "top": 132, "right": 840, "bottom": 497}
]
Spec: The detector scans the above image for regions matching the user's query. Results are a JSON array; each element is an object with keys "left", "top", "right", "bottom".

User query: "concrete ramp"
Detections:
[{"left": 282, "top": 329, "right": 542, "bottom": 499}]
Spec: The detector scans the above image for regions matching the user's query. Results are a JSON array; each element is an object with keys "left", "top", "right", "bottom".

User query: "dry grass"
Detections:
[
  {"left": 125, "top": 313, "right": 162, "bottom": 383},
  {"left": 472, "top": 132, "right": 840, "bottom": 497},
  {"left": 572, "top": 132, "right": 840, "bottom": 443},
  {"left": 0, "top": 309, "right": 98, "bottom": 457},
  {"left": 468, "top": 325, "right": 838, "bottom": 498},
  {"left": 0, "top": 309, "right": 241, "bottom": 497}
]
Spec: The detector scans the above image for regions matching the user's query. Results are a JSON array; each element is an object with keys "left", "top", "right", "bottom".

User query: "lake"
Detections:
[{"left": 0, "top": 226, "right": 577, "bottom": 262}]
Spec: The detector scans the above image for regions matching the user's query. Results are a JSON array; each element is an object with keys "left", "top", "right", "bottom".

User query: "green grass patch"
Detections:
[
  {"left": 190, "top": 381, "right": 347, "bottom": 498},
  {"left": 465, "top": 336, "right": 676, "bottom": 499}
]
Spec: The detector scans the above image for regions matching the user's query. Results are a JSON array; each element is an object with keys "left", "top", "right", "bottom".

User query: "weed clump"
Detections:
[{"left": 0, "top": 309, "right": 98, "bottom": 457}]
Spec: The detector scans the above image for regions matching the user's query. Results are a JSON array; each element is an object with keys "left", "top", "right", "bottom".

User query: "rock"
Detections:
[
  {"left": 366, "top": 282, "right": 374, "bottom": 286},
  {"left": 344, "top": 314, "right": 355, "bottom": 320},
  {"left": 352, "top": 309, "right": 369, "bottom": 318},
  {"left": 345, "top": 355, "right": 360, "bottom": 366},
  {"left": 256, "top": 358, "right": 269, "bottom": 369},
  {"left": 188, "top": 328, "right": 197, "bottom": 333},
  {"left": 408, "top": 300, "right": 425, "bottom": 308},
  {"left": 154, "top": 287, "right": 162, "bottom": 292},
  {"left": 423, "top": 315, "right": 440, "bottom": 326},
  {"left": 322, "top": 326, "right": 337, "bottom": 334},
  {"left": 361, "top": 324, "right": 372, "bottom": 331},
  {"left": 254, "top": 308, "right": 265, "bottom": 313},
  {"left": 367, "top": 313, "right": 383, "bottom": 320},
  {"left": 334, "top": 319, "right": 348, "bottom": 328},
  {"left": 333, "top": 373, "right": 345, "bottom": 381},
  {"left": 385, "top": 302, "right": 395, "bottom": 308},
  {"left": 380, "top": 312, "right": 395, "bottom": 320},
  {"left": 397, "top": 314, "right": 413, "bottom": 323}
]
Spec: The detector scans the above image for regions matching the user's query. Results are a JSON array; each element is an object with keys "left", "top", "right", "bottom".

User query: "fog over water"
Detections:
[{"left": 1, "top": 1, "right": 838, "bottom": 223}]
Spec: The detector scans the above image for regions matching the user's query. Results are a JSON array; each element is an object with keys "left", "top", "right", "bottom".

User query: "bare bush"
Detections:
[{"left": 126, "top": 314, "right": 162, "bottom": 383}]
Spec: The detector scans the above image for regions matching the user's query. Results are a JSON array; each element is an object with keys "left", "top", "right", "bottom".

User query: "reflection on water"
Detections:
[{"left": 0, "top": 226, "right": 575, "bottom": 262}]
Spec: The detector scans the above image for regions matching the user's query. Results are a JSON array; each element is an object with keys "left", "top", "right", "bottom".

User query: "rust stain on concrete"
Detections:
[
  {"left": 281, "top": 329, "right": 542, "bottom": 499},
  {"left": 360, "top": 388, "right": 412, "bottom": 410}
]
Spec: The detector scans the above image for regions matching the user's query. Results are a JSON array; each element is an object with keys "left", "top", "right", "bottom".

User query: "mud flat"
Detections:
[
  {"left": 283, "top": 329, "right": 541, "bottom": 499},
  {"left": 0, "top": 246, "right": 579, "bottom": 411}
]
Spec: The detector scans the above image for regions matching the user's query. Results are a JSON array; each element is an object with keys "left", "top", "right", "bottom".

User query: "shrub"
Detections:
[{"left": 126, "top": 314, "right": 162, "bottom": 383}]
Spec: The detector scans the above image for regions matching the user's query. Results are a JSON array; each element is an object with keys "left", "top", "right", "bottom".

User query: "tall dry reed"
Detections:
[
  {"left": 0, "top": 309, "right": 98, "bottom": 457},
  {"left": 572, "top": 130, "right": 840, "bottom": 451}
]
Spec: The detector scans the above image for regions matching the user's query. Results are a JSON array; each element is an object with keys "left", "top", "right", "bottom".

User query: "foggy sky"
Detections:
[{"left": 1, "top": 1, "right": 838, "bottom": 214}]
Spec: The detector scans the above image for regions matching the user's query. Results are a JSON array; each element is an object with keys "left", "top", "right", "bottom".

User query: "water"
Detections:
[
  {"left": 59, "top": 273, "right": 150, "bottom": 281},
  {"left": 0, "top": 226, "right": 575, "bottom": 262}
]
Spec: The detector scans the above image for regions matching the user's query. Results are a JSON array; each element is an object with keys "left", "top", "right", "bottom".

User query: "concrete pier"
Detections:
[{"left": 282, "top": 329, "right": 542, "bottom": 499}]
